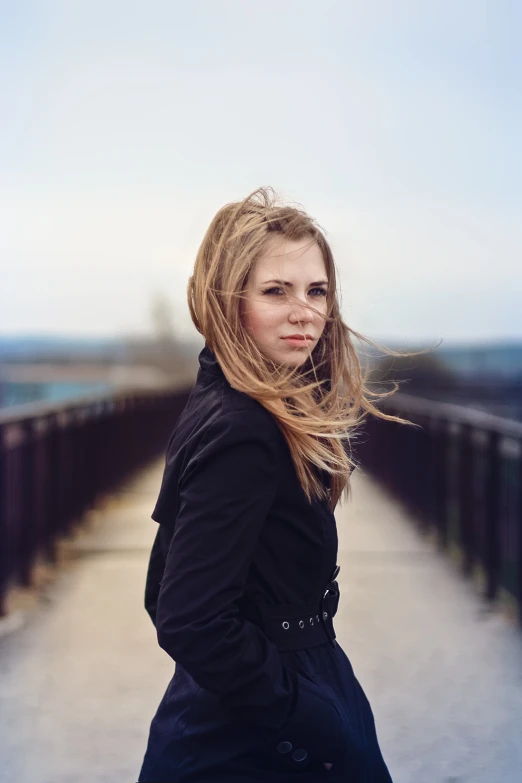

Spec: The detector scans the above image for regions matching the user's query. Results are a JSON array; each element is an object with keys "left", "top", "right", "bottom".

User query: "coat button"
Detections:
[
  {"left": 277, "top": 741, "right": 292, "bottom": 754},
  {"left": 292, "top": 748, "right": 308, "bottom": 762}
]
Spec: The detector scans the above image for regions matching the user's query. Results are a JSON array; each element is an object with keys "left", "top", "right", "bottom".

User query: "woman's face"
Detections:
[{"left": 242, "top": 236, "right": 329, "bottom": 368}]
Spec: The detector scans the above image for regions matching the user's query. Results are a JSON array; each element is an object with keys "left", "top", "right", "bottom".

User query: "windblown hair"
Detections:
[{"left": 188, "top": 187, "right": 429, "bottom": 510}]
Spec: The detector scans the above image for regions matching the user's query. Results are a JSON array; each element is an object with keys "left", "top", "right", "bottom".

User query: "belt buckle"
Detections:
[
  {"left": 323, "top": 565, "right": 340, "bottom": 598},
  {"left": 320, "top": 565, "right": 340, "bottom": 648}
]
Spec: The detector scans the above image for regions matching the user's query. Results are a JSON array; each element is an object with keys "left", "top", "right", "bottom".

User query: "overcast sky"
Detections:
[{"left": 1, "top": 1, "right": 520, "bottom": 345}]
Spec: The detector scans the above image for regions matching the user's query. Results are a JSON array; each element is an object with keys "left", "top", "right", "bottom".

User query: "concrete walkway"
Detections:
[{"left": 1, "top": 463, "right": 522, "bottom": 783}]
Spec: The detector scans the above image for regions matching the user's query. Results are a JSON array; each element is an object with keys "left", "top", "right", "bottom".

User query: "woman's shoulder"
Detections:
[
  {"left": 176, "top": 372, "right": 281, "bottom": 457},
  {"left": 153, "top": 381, "right": 283, "bottom": 524},
  {"left": 222, "top": 383, "right": 273, "bottom": 420},
  {"left": 193, "top": 344, "right": 281, "bottom": 441},
  {"left": 210, "top": 382, "right": 282, "bottom": 447}
]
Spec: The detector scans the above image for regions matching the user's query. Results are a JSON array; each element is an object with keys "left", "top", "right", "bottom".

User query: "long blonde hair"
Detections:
[{"left": 188, "top": 186, "right": 429, "bottom": 509}]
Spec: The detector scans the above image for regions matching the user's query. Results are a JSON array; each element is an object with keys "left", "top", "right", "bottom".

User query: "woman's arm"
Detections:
[
  {"left": 155, "top": 410, "right": 283, "bottom": 719},
  {"left": 155, "top": 409, "right": 344, "bottom": 768}
]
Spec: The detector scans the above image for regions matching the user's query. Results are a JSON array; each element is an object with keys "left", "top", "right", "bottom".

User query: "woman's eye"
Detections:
[
  {"left": 261, "top": 286, "right": 327, "bottom": 297},
  {"left": 262, "top": 287, "right": 285, "bottom": 296}
]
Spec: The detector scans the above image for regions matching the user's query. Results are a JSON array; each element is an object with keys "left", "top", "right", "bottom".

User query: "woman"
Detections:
[{"left": 138, "top": 187, "right": 412, "bottom": 782}]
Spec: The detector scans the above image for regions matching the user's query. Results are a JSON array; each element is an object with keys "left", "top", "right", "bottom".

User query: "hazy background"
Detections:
[
  {"left": 2, "top": 0, "right": 520, "bottom": 344},
  {"left": 2, "top": 7, "right": 522, "bottom": 782}
]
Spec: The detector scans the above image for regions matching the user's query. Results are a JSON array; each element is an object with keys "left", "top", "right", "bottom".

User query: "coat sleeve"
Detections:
[{"left": 154, "top": 409, "right": 345, "bottom": 766}]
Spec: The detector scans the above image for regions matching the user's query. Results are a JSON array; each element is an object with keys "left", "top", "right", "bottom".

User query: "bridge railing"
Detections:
[
  {"left": 0, "top": 384, "right": 191, "bottom": 616},
  {"left": 357, "top": 392, "right": 522, "bottom": 624},
  {"left": 5, "top": 384, "right": 519, "bottom": 624}
]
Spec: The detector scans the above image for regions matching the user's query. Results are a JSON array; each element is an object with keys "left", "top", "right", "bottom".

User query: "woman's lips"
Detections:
[{"left": 281, "top": 335, "right": 315, "bottom": 347}]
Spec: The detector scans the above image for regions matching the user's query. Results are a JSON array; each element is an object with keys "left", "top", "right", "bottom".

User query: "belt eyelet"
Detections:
[
  {"left": 298, "top": 620, "right": 304, "bottom": 629},
  {"left": 282, "top": 621, "right": 290, "bottom": 630},
  {"left": 323, "top": 611, "right": 328, "bottom": 619}
]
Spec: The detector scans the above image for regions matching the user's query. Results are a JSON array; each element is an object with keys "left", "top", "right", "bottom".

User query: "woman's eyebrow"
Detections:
[{"left": 260, "top": 279, "right": 328, "bottom": 287}]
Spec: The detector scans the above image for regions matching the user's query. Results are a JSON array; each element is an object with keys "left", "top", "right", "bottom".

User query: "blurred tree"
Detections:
[
  {"left": 150, "top": 292, "right": 177, "bottom": 342},
  {"left": 117, "top": 293, "right": 199, "bottom": 384}
]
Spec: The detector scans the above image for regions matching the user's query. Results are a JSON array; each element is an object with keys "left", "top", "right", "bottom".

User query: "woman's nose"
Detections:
[{"left": 288, "top": 300, "right": 313, "bottom": 323}]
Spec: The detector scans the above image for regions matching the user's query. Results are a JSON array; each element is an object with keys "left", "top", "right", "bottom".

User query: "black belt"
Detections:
[{"left": 240, "top": 565, "right": 341, "bottom": 652}]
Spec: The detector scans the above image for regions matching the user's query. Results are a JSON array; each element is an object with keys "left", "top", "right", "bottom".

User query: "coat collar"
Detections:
[{"left": 198, "top": 344, "right": 225, "bottom": 377}]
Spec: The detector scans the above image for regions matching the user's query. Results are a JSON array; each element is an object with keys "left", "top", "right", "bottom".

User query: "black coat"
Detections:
[{"left": 139, "top": 345, "right": 393, "bottom": 782}]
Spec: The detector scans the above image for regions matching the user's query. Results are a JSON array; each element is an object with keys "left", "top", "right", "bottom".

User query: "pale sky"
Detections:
[{"left": 1, "top": 1, "right": 520, "bottom": 344}]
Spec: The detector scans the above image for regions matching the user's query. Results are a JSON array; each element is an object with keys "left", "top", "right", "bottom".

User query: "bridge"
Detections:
[{"left": 1, "top": 378, "right": 522, "bottom": 782}]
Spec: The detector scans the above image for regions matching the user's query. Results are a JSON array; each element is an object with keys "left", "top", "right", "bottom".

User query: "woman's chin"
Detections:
[
  {"left": 278, "top": 352, "right": 310, "bottom": 369},
  {"left": 258, "top": 343, "right": 313, "bottom": 369}
]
